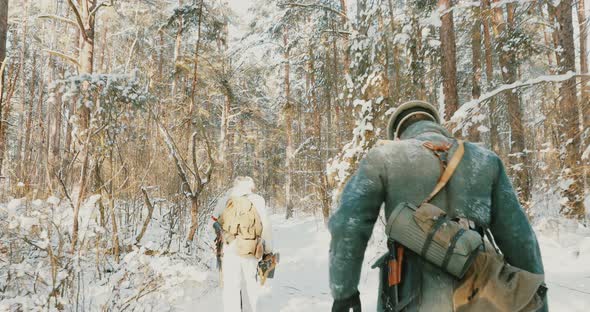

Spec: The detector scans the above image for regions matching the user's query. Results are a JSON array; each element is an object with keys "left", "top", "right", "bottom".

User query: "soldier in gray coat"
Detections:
[{"left": 329, "top": 101, "right": 546, "bottom": 312}]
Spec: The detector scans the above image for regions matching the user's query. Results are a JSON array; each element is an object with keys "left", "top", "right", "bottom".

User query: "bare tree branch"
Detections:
[
  {"left": 293, "top": 136, "right": 313, "bottom": 158},
  {"left": 148, "top": 106, "right": 195, "bottom": 197},
  {"left": 0, "top": 56, "right": 8, "bottom": 107},
  {"left": 136, "top": 187, "right": 155, "bottom": 244},
  {"left": 90, "top": 1, "right": 114, "bottom": 16},
  {"left": 321, "top": 29, "right": 352, "bottom": 36},
  {"left": 55, "top": 171, "right": 76, "bottom": 212},
  {"left": 37, "top": 14, "right": 77, "bottom": 27},
  {"left": 66, "top": 0, "right": 89, "bottom": 41},
  {"left": 42, "top": 49, "right": 80, "bottom": 68},
  {"left": 191, "top": 132, "right": 202, "bottom": 188},
  {"left": 196, "top": 119, "right": 214, "bottom": 184}
]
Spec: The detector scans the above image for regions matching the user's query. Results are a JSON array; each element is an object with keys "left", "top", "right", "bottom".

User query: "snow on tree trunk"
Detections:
[
  {"left": 284, "top": 31, "right": 294, "bottom": 220},
  {"left": 491, "top": 0, "right": 531, "bottom": 208},
  {"left": 328, "top": 0, "right": 388, "bottom": 203},
  {"left": 556, "top": 0, "right": 585, "bottom": 219},
  {"left": 481, "top": 0, "right": 500, "bottom": 153}
]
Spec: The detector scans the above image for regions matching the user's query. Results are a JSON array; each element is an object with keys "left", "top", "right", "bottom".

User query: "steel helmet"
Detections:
[{"left": 387, "top": 100, "right": 441, "bottom": 140}]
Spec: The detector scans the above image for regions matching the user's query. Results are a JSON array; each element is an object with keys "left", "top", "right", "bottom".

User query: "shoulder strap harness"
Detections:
[{"left": 422, "top": 140, "right": 465, "bottom": 205}]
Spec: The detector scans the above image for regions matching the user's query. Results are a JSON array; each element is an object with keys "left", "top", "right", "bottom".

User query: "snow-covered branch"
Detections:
[
  {"left": 37, "top": 14, "right": 77, "bottom": 27},
  {"left": 280, "top": 2, "right": 348, "bottom": 20},
  {"left": 292, "top": 136, "right": 313, "bottom": 158},
  {"left": 452, "top": 72, "right": 590, "bottom": 125},
  {"left": 43, "top": 49, "right": 80, "bottom": 68},
  {"left": 150, "top": 108, "right": 194, "bottom": 197},
  {"left": 66, "top": 0, "right": 88, "bottom": 41},
  {"left": 90, "top": 1, "right": 114, "bottom": 16}
]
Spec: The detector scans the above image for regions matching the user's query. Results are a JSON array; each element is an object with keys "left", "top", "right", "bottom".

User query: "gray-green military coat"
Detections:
[{"left": 328, "top": 121, "right": 546, "bottom": 311}]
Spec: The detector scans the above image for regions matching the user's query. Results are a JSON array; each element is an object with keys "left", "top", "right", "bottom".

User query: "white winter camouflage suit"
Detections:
[{"left": 213, "top": 177, "right": 273, "bottom": 312}]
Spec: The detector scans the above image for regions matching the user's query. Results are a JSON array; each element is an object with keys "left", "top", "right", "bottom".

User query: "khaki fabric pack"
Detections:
[{"left": 219, "top": 196, "right": 263, "bottom": 257}]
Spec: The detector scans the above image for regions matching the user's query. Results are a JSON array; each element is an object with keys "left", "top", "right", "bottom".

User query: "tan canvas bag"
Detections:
[
  {"left": 453, "top": 242, "right": 545, "bottom": 312},
  {"left": 219, "top": 195, "right": 263, "bottom": 257}
]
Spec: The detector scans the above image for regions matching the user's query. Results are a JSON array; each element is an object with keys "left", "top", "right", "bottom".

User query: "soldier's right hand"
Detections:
[{"left": 331, "top": 291, "right": 361, "bottom": 312}]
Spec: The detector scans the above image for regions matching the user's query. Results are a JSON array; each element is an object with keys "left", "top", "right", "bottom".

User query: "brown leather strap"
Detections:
[{"left": 422, "top": 140, "right": 465, "bottom": 204}]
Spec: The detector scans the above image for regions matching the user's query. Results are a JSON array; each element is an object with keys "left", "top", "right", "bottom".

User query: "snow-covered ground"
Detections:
[
  {"left": 2, "top": 202, "right": 590, "bottom": 311},
  {"left": 178, "top": 215, "right": 590, "bottom": 311},
  {"left": 535, "top": 219, "right": 590, "bottom": 311}
]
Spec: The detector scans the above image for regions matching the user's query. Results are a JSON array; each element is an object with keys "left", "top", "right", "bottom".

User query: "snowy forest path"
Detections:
[
  {"left": 187, "top": 215, "right": 336, "bottom": 311},
  {"left": 179, "top": 216, "right": 589, "bottom": 311}
]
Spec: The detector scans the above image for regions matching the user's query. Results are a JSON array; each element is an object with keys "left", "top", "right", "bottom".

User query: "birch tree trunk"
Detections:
[
  {"left": 68, "top": 0, "right": 98, "bottom": 250},
  {"left": 77, "top": 0, "right": 95, "bottom": 125}
]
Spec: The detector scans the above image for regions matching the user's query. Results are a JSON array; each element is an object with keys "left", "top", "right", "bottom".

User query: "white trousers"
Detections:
[{"left": 223, "top": 241, "right": 260, "bottom": 312}]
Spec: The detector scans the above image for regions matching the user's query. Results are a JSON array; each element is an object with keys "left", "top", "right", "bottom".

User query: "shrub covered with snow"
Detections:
[{"left": 0, "top": 196, "right": 215, "bottom": 311}]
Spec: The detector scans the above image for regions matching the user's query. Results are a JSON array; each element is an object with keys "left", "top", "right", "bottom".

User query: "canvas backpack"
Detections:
[
  {"left": 219, "top": 195, "right": 263, "bottom": 257},
  {"left": 382, "top": 140, "right": 545, "bottom": 312}
]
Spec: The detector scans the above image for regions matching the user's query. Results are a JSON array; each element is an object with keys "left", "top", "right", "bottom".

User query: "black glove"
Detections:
[{"left": 332, "top": 291, "right": 361, "bottom": 312}]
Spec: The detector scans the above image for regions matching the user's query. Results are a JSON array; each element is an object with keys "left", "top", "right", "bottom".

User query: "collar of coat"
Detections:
[{"left": 399, "top": 120, "right": 452, "bottom": 140}]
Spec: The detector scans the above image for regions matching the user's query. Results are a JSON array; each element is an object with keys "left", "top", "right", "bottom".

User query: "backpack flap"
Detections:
[{"left": 454, "top": 251, "right": 545, "bottom": 312}]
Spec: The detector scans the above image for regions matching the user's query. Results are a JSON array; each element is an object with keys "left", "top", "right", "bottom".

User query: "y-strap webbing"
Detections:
[{"left": 422, "top": 140, "right": 465, "bottom": 205}]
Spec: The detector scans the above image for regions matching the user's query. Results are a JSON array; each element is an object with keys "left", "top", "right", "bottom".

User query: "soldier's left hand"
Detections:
[{"left": 331, "top": 291, "right": 361, "bottom": 312}]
